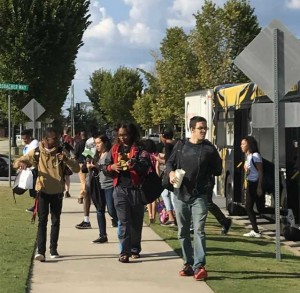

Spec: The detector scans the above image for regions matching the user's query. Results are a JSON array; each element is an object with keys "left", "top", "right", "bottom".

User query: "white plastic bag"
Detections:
[{"left": 18, "top": 168, "right": 34, "bottom": 190}]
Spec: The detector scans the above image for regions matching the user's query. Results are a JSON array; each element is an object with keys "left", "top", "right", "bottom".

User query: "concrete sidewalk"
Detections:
[{"left": 29, "top": 182, "right": 214, "bottom": 293}]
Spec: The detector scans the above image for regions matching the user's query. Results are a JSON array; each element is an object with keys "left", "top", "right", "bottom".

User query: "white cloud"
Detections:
[{"left": 287, "top": 0, "right": 300, "bottom": 9}]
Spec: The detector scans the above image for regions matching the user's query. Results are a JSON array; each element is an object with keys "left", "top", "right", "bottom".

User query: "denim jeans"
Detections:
[
  {"left": 173, "top": 194, "right": 208, "bottom": 270},
  {"left": 113, "top": 186, "right": 144, "bottom": 256},
  {"left": 37, "top": 192, "right": 63, "bottom": 255},
  {"left": 161, "top": 189, "right": 175, "bottom": 211},
  {"left": 96, "top": 189, "right": 107, "bottom": 237},
  {"left": 104, "top": 187, "right": 118, "bottom": 224}
]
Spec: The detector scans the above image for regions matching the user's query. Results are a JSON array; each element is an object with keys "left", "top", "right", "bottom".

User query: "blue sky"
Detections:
[{"left": 65, "top": 0, "right": 300, "bottom": 112}]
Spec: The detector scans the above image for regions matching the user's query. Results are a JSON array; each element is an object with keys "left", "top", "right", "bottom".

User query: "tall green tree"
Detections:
[
  {"left": 85, "top": 67, "right": 143, "bottom": 124},
  {"left": 0, "top": 0, "right": 91, "bottom": 120},
  {"left": 154, "top": 27, "right": 199, "bottom": 125},
  {"left": 190, "top": 0, "right": 260, "bottom": 87}
]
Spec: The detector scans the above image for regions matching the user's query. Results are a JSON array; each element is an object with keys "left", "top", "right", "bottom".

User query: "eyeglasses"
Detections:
[{"left": 195, "top": 127, "right": 209, "bottom": 131}]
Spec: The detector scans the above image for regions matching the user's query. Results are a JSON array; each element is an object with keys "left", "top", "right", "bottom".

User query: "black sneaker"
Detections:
[
  {"left": 221, "top": 218, "right": 232, "bottom": 235},
  {"left": 65, "top": 191, "right": 71, "bottom": 198},
  {"left": 75, "top": 221, "right": 91, "bottom": 229},
  {"left": 50, "top": 250, "right": 60, "bottom": 259},
  {"left": 26, "top": 206, "right": 35, "bottom": 213},
  {"left": 91, "top": 236, "right": 108, "bottom": 244},
  {"left": 34, "top": 253, "right": 45, "bottom": 262},
  {"left": 111, "top": 219, "right": 118, "bottom": 227}
]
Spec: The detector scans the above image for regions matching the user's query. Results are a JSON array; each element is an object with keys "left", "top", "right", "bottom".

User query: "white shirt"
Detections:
[
  {"left": 246, "top": 152, "right": 262, "bottom": 182},
  {"left": 23, "top": 139, "right": 39, "bottom": 155}
]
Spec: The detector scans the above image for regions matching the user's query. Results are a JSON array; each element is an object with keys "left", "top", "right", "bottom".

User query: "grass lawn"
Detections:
[
  {"left": 0, "top": 187, "right": 37, "bottom": 293},
  {"left": 148, "top": 214, "right": 300, "bottom": 293}
]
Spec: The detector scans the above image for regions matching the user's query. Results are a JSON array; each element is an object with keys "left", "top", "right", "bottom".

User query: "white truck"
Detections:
[{"left": 184, "top": 89, "right": 213, "bottom": 141}]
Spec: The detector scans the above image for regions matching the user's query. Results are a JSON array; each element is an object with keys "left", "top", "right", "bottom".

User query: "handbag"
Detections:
[
  {"left": 139, "top": 166, "right": 163, "bottom": 205},
  {"left": 63, "top": 165, "right": 73, "bottom": 176},
  {"left": 18, "top": 168, "right": 34, "bottom": 190}
]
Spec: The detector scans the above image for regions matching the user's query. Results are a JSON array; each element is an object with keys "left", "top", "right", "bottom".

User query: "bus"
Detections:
[{"left": 213, "top": 82, "right": 300, "bottom": 240}]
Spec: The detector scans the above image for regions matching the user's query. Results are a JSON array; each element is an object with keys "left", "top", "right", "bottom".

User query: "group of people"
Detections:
[{"left": 14, "top": 116, "right": 278, "bottom": 282}]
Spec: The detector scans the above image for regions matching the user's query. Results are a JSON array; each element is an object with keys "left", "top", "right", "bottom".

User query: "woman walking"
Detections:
[
  {"left": 105, "top": 122, "right": 149, "bottom": 263},
  {"left": 241, "top": 136, "right": 263, "bottom": 238},
  {"left": 85, "top": 134, "right": 118, "bottom": 244}
]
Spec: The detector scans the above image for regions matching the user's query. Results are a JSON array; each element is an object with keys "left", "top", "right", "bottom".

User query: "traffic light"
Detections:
[{"left": 76, "top": 103, "right": 80, "bottom": 112}]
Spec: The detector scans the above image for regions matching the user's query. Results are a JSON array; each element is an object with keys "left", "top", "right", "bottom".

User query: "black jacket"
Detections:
[{"left": 166, "top": 139, "right": 222, "bottom": 202}]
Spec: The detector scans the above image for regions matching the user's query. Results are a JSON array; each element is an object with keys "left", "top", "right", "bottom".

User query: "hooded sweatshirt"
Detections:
[{"left": 13, "top": 142, "right": 80, "bottom": 194}]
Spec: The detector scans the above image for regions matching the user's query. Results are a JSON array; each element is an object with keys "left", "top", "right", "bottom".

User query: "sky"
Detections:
[{"left": 64, "top": 0, "right": 300, "bottom": 112}]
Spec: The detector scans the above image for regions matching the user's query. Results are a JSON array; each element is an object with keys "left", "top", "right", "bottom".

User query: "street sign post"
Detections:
[
  {"left": 0, "top": 82, "right": 29, "bottom": 187},
  {"left": 234, "top": 19, "right": 300, "bottom": 260},
  {"left": 0, "top": 83, "right": 29, "bottom": 91}
]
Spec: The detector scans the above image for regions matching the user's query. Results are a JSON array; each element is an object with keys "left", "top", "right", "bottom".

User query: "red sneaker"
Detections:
[
  {"left": 179, "top": 264, "right": 194, "bottom": 276},
  {"left": 194, "top": 266, "right": 208, "bottom": 280}
]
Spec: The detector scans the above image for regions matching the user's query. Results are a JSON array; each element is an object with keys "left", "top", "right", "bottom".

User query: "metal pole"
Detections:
[
  {"left": 273, "top": 28, "right": 281, "bottom": 261},
  {"left": 71, "top": 84, "right": 75, "bottom": 137},
  {"left": 8, "top": 94, "right": 11, "bottom": 187}
]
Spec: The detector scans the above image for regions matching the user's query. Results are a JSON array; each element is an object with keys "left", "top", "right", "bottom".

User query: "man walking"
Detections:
[
  {"left": 166, "top": 116, "right": 222, "bottom": 280},
  {"left": 14, "top": 128, "right": 80, "bottom": 262},
  {"left": 74, "top": 130, "right": 88, "bottom": 204}
]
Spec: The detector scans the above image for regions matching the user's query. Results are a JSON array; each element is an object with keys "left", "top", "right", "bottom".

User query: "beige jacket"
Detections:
[{"left": 13, "top": 142, "right": 80, "bottom": 194}]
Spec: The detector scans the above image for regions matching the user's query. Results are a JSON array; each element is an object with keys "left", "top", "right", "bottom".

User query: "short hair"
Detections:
[
  {"left": 189, "top": 116, "right": 207, "bottom": 130},
  {"left": 21, "top": 129, "right": 33, "bottom": 137},
  {"left": 44, "top": 127, "right": 59, "bottom": 138},
  {"left": 161, "top": 127, "right": 174, "bottom": 139}
]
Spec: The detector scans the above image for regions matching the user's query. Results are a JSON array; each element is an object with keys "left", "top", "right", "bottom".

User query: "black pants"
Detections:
[
  {"left": 37, "top": 192, "right": 63, "bottom": 255},
  {"left": 207, "top": 186, "right": 227, "bottom": 225},
  {"left": 246, "top": 181, "right": 287, "bottom": 233},
  {"left": 113, "top": 186, "right": 144, "bottom": 256}
]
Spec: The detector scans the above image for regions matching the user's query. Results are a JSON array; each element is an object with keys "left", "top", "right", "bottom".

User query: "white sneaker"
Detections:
[
  {"left": 243, "top": 230, "right": 261, "bottom": 238},
  {"left": 287, "top": 209, "right": 295, "bottom": 226},
  {"left": 34, "top": 253, "right": 45, "bottom": 262},
  {"left": 50, "top": 252, "right": 60, "bottom": 259}
]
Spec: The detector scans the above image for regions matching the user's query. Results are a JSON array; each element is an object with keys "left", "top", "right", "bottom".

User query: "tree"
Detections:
[
  {"left": 85, "top": 67, "right": 143, "bottom": 124},
  {"left": 190, "top": 0, "right": 261, "bottom": 87},
  {"left": 154, "top": 27, "right": 199, "bottom": 125},
  {"left": 0, "top": 0, "right": 91, "bottom": 120}
]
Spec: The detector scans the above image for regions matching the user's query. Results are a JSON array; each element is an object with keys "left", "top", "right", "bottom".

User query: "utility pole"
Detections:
[{"left": 70, "top": 84, "right": 75, "bottom": 137}]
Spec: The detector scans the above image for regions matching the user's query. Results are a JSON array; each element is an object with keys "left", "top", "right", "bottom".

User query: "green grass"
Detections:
[
  {"left": 148, "top": 214, "right": 300, "bottom": 293},
  {"left": 0, "top": 187, "right": 37, "bottom": 293}
]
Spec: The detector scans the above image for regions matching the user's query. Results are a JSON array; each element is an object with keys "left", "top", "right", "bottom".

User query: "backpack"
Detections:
[{"left": 252, "top": 157, "right": 275, "bottom": 194}]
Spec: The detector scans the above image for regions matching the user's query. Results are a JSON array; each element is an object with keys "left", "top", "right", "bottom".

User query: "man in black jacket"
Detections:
[{"left": 166, "top": 116, "right": 222, "bottom": 281}]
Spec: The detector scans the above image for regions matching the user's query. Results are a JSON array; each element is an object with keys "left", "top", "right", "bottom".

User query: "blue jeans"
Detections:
[
  {"left": 161, "top": 189, "right": 175, "bottom": 211},
  {"left": 173, "top": 194, "right": 208, "bottom": 270},
  {"left": 104, "top": 187, "right": 118, "bottom": 224}
]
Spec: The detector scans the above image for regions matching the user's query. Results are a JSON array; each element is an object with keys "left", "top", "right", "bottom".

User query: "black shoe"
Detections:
[
  {"left": 221, "top": 218, "right": 232, "bottom": 235},
  {"left": 111, "top": 219, "right": 118, "bottom": 227},
  {"left": 75, "top": 221, "right": 91, "bottom": 229},
  {"left": 26, "top": 206, "right": 35, "bottom": 213},
  {"left": 91, "top": 236, "right": 108, "bottom": 244},
  {"left": 65, "top": 191, "right": 71, "bottom": 198},
  {"left": 50, "top": 250, "right": 60, "bottom": 259}
]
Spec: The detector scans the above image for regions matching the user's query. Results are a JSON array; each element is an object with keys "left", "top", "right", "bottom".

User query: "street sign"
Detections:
[
  {"left": 0, "top": 83, "right": 29, "bottom": 91},
  {"left": 22, "top": 99, "right": 45, "bottom": 121},
  {"left": 25, "top": 121, "right": 42, "bottom": 129},
  {"left": 234, "top": 19, "right": 300, "bottom": 101}
]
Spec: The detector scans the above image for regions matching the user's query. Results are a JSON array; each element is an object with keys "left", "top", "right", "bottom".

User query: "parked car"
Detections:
[
  {"left": 0, "top": 154, "right": 16, "bottom": 177},
  {"left": 148, "top": 134, "right": 160, "bottom": 143}
]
